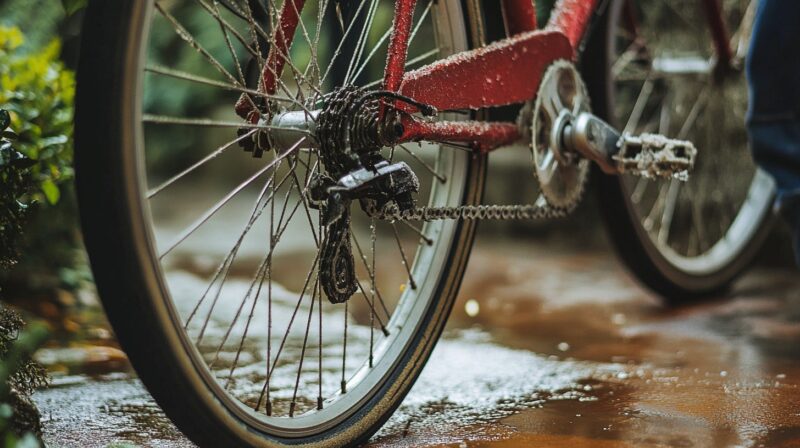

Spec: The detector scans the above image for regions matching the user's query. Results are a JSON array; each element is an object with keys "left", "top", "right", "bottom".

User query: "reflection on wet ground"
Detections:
[{"left": 34, "top": 239, "right": 800, "bottom": 447}]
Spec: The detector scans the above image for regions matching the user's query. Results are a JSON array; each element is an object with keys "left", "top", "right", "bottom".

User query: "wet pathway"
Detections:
[{"left": 34, "top": 240, "right": 800, "bottom": 447}]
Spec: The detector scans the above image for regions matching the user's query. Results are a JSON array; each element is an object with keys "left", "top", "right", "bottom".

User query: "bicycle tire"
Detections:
[{"left": 75, "top": 0, "right": 486, "bottom": 445}]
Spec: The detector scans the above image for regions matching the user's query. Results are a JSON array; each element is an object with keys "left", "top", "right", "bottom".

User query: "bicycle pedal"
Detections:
[
  {"left": 562, "top": 112, "right": 697, "bottom": 181},
  {"left": 614, "top": 133, "right": 697, "bottom": 181}
]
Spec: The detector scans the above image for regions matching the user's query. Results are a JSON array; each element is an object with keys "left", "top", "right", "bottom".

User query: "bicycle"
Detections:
[{"left": 74, "top": 0, "right": 773, "bottom": 445}]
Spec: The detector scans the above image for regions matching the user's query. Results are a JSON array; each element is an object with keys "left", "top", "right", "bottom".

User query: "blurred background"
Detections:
[{"left": 1, "top": 0, "right": 799, "bottom": 446}]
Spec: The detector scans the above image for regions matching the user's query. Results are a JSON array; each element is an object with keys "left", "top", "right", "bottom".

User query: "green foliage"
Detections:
[
  {"left": 0, "top": 310, "right": 48, "bottom": 399},
  {"left": 0, "top": 308, "right": 48, "bottom": 447},
  {"left": 0, "top": 26, "right": 75, "bottom": 207},
  {"left": 0, "top": 110, "right": 35, "bottom": 271},
  {"left": 60, "top": 0, "right": 87, "bottom": 16},
  {"left": 0, "top": 1, "right": 63, "bottom": 53},
  {"left": 0, "top": 27, "right": 86, "bottom": 293}
]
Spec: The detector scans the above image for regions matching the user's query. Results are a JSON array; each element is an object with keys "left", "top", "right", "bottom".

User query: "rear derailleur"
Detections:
[{"left": 310, "top": 87, "right": 423, "bottom": 304}]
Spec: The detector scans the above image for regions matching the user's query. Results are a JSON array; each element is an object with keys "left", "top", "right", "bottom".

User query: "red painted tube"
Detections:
[
  {"left": 262, "top": 0, "right": 305, "bottom": 95},
  {"left": 622, "top": 0, "right": 640, "bottom": 39},
  {"left": 501, "top": 0, "right": 538, "bottom": 35},
  {"left": 701, "top": 0, "right": 733, "bottom": 67},
  {"left": 398, "top": 117, "right": 522, "bottom": 152},
  {"left": 235, "top": 0, "right": 306, "bottom": 121},
  {"left": 383, "top": 0, "right": 418, "bottom": 93},
  {"left": 546, "top": 0, "right": 598, "bottom": 50}
]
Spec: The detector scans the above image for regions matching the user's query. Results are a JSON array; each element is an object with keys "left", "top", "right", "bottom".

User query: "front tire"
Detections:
[{"left": 583, "top": 0, "right": 775, "bottom": 301}]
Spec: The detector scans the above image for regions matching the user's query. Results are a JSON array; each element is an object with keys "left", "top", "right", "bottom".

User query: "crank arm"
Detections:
[{"left": 562, "top": 112, "right": 697, "bottom": 180}]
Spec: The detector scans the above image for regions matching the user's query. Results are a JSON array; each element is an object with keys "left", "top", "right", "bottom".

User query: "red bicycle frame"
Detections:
[{"left": 249, "top": 0, "right": 734, "bottom": 151}]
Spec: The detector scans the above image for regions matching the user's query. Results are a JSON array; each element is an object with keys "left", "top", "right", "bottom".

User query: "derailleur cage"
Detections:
[{"left": 312, "top": 161, "right": 420, "bottom": 305}]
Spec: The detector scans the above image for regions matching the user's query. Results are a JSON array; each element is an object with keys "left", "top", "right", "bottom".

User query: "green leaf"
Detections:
[
  {"left": 0, "top": 110, "right": 9, "bottom": 130},
  {"left": 61, "top": 0, "right": 87, "bottom": 15},
  {"left": 40, "top": 178, "right": 60, "bottom": 205}
]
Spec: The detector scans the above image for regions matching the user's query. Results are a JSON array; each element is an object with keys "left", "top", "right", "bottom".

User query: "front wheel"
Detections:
[
  {"left": 584, "top": 0, "right": 775, "bottom": 301},
  {"left": 75, "top": 0, "right": 485, "bottom": 446}
]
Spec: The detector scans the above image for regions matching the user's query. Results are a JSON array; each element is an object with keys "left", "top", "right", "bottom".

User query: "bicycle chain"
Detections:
[{"left": 364, "top": 200, "right": 575, "bottom": 222}]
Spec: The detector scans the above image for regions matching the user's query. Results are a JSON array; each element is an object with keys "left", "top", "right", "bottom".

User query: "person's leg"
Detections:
[{"left": 746, "top": 0, "right": 800, "bottom": 265}]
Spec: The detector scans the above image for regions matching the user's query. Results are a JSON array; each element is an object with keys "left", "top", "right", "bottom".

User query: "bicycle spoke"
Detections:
[
  {"left": 340, "top": 300, "right": 348, "bottom": 394},
  {"left": 156, "top": 2, "right": 242, "bottom": 86},
  {"left": 159, "top": 138, "right": 304, "bottom": 259},
  {"left": 261, "top": 0, "right": 321, "bottom": 99},
  {"left": 188, "top": 171, "right": 279, "bottom": 339},
  {"left": 343, "top": 0, "right": 380, "bottom": 85},
  {"left": 354, "top": 278, "right": 389, "bottom": 333},
  {"left": 350, "top": 26, "right": 392, "bottom": 84},
  {"left": 264, "top": 144, "right": 278, "bottom": 415},
  {"left": 288, "top": 158, "right": 321, "bottom": 247},
  {"left": 144, "top": 65, "right": 295, "bottom": 102},
  {"left": 644, "top": 179, "right": 668, "bottom": 232},
  {"left": 657, "top": 179, "right": 681, "bottom": 245},
  {"left": 368, "top": 219, "right": 376, "bottom": 368},
  {"left": 187, "top": 160, "right": 299, "bottom": 340},
  {"left": 612, "top": 40, "right": 648, "bottom": 79},
  {"left": 147, "top": 129, "right": 257, "bottom": 199},
  {"left": 398, "top": 144, "right": 446, "bottom": 183},
  {"left": 289, "top": 276, "right": 318, "bottom": 417},
  {"left": 677, "top": 87, "right": 709, "bottom": 139},
  {"left": 732, "top": 0, "right": 756, "bottom": 59},
  {"left": 209, "top": 0, "right": 254, "bottom": 117},
  {"left": 195, "top": 0, "right": 263, "bottom": 63},
  {"left": 409, "top": 0, "right": 433, "bottom": 45},
  {"left": 351, "top": 234, "right": 391, "bottom": 322},
  {"left": 623, "top": 77, "right": 654, "bottom": 134},
  {"left": 391, "top": 223, "right": 417, "bottom": 290},
  {"left": 208, "top": 161, "right": 311, "bottom": 368},
  {"left": 353, "top": 28, "right": 392, "bottom": 85},
  {"left": 256, "top": 251, "right": 321, "bottom": 409},
  {"left": 210, "top": 250, "right": 271, "bottom": 368},
  {"left": 317, "top": 239, "right": 323, "bottom": 410},
  {"left": 320, "top": 0, "right": 370, "bottom": 84},
  {"left": 656, "top": 0, "right": 700, "bottom": 33},
  {"left": 142, "top": 114, "right": 311, "bottom": 133},
  {"left": 403, "top": 47, "right": 440, "bottom": 69},
  {"left": 224, "top": 251, "right": 270, "bottom": 389},
  {"left": 400, "top": 220, "right": 433, "bottom": 245}
]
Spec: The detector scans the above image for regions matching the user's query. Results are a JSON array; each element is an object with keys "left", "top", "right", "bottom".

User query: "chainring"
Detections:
[{"left": 521, "top": 60, "right": 590, "bottom": 209}]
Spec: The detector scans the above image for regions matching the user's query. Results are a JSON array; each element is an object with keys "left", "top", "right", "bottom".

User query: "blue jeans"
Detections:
[{"left": 747, "top": 0, "right": 800, "bottom": 265}]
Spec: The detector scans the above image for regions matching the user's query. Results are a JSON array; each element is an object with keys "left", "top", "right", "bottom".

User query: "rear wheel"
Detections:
[
  {"left": 75, "top": 0, "right": 484, "bottom": 445},
  {"left": 585, "top": 0, "right": 775, "bottom": 301}
]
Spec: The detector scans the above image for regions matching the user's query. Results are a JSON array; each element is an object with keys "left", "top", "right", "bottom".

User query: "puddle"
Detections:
[{"left": 32, "top": 241, "right": 800, "bottom": 447}]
